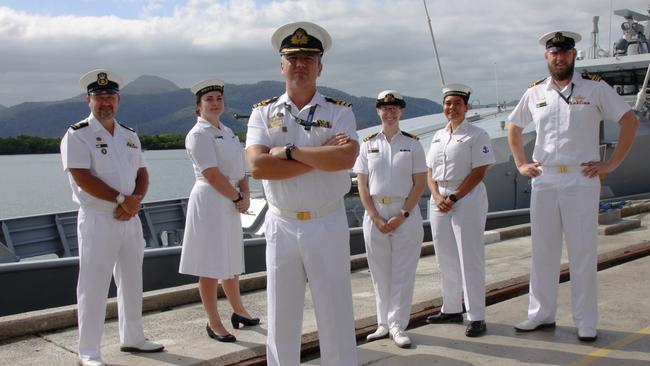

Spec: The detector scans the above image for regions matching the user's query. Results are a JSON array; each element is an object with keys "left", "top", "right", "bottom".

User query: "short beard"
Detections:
[{"left": 548, "top": 61, "right": 575, "bottom": 82}]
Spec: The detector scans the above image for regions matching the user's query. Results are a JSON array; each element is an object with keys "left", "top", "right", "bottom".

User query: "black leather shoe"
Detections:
[
  {"left": 231, "top": 313, "right": 261, "bottom": 329},
  {"left": 465, "top": 320, "right": 487, "bottom": 337},
  {"left": 426, "top": 312, "right": 464, "bottom": 324},
  {"left": 206, "top": 323, "right": 236, "bottom": 342}
]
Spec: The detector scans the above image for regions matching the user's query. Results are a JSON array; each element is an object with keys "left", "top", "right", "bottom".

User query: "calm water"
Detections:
[{"left": 1, "top": 150, "right": 208, "bottom": 219}]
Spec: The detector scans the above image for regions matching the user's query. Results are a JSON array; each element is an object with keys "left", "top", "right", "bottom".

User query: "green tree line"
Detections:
[{"left": 0, "top": 133, "right": 247, "bottom": 155}]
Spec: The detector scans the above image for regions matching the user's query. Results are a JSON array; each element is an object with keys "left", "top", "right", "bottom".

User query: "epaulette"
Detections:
[
  {"left": 401, "top": 131, "right": 419, "bottom": 140},
  {"left": 528, "top": 78, "right": 546, "bottom": 88},
  {"left": 325, "top": 97, "right": 352, "bottom": 107},
  {"left": 119, "top": 123, "right": 136, "bottom": 132},
  {"left": 252, "top": 96, "right": 278, "bottom": 109},
  {"left": 69, "top": 121, "right": 89, "bottom": 131},
  {"left": 363, "top": 132, "right": 379, "bottom": 142},
  {"left": 581, "top": 73, "right": 601, "bottom": 82}
]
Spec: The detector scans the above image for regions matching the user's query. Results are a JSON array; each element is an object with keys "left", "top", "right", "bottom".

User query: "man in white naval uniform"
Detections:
[
  {"left": 61, "top": 69, "right": 164, "bottom": 366},
  {"left": 245, "top": 22, "right": 359, "bottom": 366},
  {"left": 508, "top": 31, "right": 639, "bottom": 342},
  {"left": 354, "top": 90, "right": 426, "bottom": 348}
]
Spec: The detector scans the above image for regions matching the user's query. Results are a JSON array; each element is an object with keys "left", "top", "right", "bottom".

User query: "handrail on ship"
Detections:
[{"left": 0, "top": 197, "right": 267, "bottom": 263}]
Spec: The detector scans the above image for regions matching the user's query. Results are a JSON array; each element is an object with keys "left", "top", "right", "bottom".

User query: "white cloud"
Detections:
[{"left": 0, "top": 0, "right": 647, "bottom": 107}]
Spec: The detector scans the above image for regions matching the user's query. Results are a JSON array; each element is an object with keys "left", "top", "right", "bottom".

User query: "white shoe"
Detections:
[
  {"left": 78, "top": 356, "right": 105, "bottom": 366},
  {"left": 120, "top": 339, "right": 165, "bottom": 353},
  {"left": 389, "top": 326, "right": 411, "bottom": 348},
  {"left": 366, "top": 325, "right": 389, "bottom": 341},
  {"left": 514, "top": 319, "right": 556, "bottom": 332},
  {"left": 577, "top": 327, "right": 598, "bottom": 342}
]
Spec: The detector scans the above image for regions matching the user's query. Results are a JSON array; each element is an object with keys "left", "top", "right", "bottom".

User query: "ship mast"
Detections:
[{"left": 422, "top": 0, "right": 445, "bottom": 86}]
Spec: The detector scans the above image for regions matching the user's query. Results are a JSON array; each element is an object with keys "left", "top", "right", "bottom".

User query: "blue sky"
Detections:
[{"left": 0, "top": 0, "right": 647, "bottom": 107}]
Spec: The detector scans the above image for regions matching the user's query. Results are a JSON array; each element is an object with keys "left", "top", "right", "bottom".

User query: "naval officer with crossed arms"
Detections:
[
  {"left": 61, "top": 69, "right": 164, "bottom": 366},
  {"left": 246, "top": 21, "right": 359, "bottom": 366}
]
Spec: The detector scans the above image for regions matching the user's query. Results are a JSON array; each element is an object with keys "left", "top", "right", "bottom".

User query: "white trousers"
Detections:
[
  {"left": 429, "top": 183, "right": 488, "bottom": 321},
  {"left": 265, "top": 206, "right": 357, "bottom": 366},
  {"left": 77, "top": 208, "right": 146, "bottom": 359},
  {"left": 528, "top": 185, "right": 600, "bottom": 329},
  {"left": 363, "top": 202, "right": 423, "bottom": 329}
]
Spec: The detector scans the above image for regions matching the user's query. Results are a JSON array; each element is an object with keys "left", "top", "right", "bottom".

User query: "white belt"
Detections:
[
  {"left": 81, "top": 201, "right": 117, "bottom": 213},
  {"left": 436, "top": 179, "right": 464, "bottom": 190},
  {"left": 372, "top": 196, "right": 405, "bottom": 204},
  {"left": 540, "top": 165, "right": 582, "bottom": 174},
  {"left": 267, "top": 199, "right": 343, "bottom": 221},
  {"left": 197, "top": 177, "right": 240, "bottom": 188}
]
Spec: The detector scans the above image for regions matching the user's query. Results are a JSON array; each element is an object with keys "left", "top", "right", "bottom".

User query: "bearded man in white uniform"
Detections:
[
  {"left": 508, "top": 31, "right": 639, "bottom": 342},
  {"left": 245, "top": 22, "right": 359, "bottom": 366},
  {"left": 60, "top": 69, "right": 164, "bottom": 366}
]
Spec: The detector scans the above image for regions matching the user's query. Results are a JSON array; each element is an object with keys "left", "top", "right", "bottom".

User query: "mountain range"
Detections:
[{"left": 0, "top": 76, "right": 442, "bottom": 137}]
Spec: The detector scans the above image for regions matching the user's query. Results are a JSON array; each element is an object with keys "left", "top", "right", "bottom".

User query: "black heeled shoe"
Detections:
[
  {"left": 231, "top": 313, "right": 260, "bottom": 329},
  {"left": 206, "top": 323, "right": 236, "bottom": 342}
]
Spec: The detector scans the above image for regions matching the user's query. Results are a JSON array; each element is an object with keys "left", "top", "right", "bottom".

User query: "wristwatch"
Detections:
[
  {"left": 232, "top": 192, "right": 244, "bottom": 203},
  {"left": 285, "top": 143, "right": 297, "bottom": 160},
  {"left": 115, "top": 193, "right": 125, "bottom": 205},
  {"left": 448, "top": 194, "right": 458, "bottom": 202},
  {"left": 400, "top": 209, "right": 410, "bottom": 218}
]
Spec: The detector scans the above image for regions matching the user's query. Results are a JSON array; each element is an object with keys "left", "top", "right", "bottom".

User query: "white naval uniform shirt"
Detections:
[
  {"left": 509, "top": 73, "right": 630, "bottom": 168},
  {"left": 353, "top": 130, "right": 427, "bottom": 197},
  {"left": 185, "top": 117, "right": 245, "bottom": 181},
  {"left": 61, "top": 113, "right": 146, "bottom": 211},
  {"left": 426, "top": 120, "right": 495, "bottom": 188},
  {"left": 245, "top": 91, "right": 358, "bottom": 211}
]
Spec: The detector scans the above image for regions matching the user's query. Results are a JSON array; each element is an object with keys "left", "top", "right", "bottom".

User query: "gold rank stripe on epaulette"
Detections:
[
  {"left": 528, "top": 78, "right": 545, "bottom": 88},
  {"left": 70, "top": 121, "right": 89, "bottom": 130},
  {"left": 119, "top": 123, "right": 136, "bottom": 132},
  {"left": 324, "top": 96, "right": 352, "bottom": 107},
  {"left": 401, "top": 131, "right": 419, "bottom": 140},
  {"left": 363, "top": 132, "right": 378, "bottom": 142},
  {"left": 252, "top": 96, "right": 279, "bottom": 109},
  {"left": 581, "top": 73, "right": 602, "bottom": 81}
]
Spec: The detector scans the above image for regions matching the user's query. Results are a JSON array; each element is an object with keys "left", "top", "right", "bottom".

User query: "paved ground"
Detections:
[
  {"left": 307, "top": 255, "right": 650, "bottom": 366},
  {"left": 0, "top": 209, "right": 648, "bottom": 366}
]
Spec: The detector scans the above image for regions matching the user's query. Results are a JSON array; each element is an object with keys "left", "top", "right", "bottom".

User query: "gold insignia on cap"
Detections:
[
  {"left": 290, "top": 28, "right": 309, "bottom": 46},
  {"left": 552, "top": 32, "right": 566, "bottom": 43},
  {"left": 383, "top": 94, "right": 396, "bottom": 103},
  {"left": 97, "top": 72, "right": 108, "bottom": 86}
]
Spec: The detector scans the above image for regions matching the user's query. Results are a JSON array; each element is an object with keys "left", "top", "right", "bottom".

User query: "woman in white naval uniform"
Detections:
[
  {"left": 353, "top": 90, "right": 426, "bottom": 348},
  {"left": 179, "top": 79, "right": 259, "bottom": 342},
  {"left": 425, "top": 84, "right": 495, "bottom": 337}
]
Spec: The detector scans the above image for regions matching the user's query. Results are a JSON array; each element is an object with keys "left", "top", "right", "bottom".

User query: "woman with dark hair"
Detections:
[
  {"left": 425, "top": 84, "right": 495, "bottom": 337},
  {"left": 179, "top": 79, "right": 259, "bottom": 343},
  {"left": 353, "top": 90, "right": 427, "bottom": 348}
]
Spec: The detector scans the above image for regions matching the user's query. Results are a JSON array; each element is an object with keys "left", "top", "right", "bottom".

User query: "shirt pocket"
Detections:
[
  {"left": 268, "top": 126, "right": 289, "bottom": 146},
  {"left": 393, "top": 150, "right": 413, "bottom": 175},
  {"left": 90, "top": 145, "right": 115, "bottom": 173}
]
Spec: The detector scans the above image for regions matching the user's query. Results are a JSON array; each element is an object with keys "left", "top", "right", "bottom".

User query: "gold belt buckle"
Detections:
[
  {"left": 557, "top": 165, "right": 568, "bottom": 173},
  {"left": 296, "top": 211, "right": 311, "bottom": 220},
  {"left": 380, "top": 197, "right": 392, "bottom": 204}
]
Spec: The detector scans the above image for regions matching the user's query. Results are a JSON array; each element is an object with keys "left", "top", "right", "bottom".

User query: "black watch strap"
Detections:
[
  {"left": 232, "top": 192, "right": 244, "bottom": 203},
  {"left": 285, "top": 143, "right": 296, "bottom": 160},
  {"left": 449, "top": 194, "right": 458, "bottom": 202}
]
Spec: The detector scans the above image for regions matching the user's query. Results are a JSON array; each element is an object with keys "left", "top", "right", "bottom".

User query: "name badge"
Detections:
[{"left": 368, "top": 148, "right": 379, "bottom": 153}]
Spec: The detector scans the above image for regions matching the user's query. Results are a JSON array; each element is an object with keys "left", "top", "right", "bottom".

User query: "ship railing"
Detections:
[{"left": 0, "top": 196, "right": 269, "bottom": 264}]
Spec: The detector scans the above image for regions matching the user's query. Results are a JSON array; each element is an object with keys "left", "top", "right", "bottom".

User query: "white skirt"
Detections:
[{"left": 179, "top": 180, "right": 245, "bottom": 279}]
